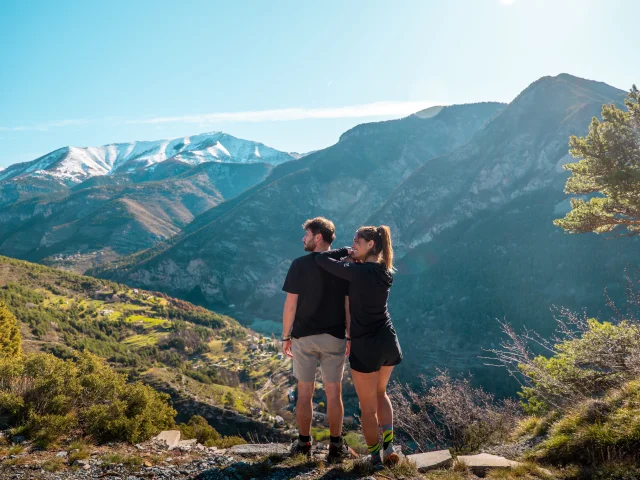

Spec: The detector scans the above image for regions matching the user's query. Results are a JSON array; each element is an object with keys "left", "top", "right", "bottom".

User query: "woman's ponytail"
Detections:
[
  {"left": 355, "top": 225, "right": 396, "bottom": 272},
  {"left": 377, "top": 225, "right": 395, "bottom": 273}
]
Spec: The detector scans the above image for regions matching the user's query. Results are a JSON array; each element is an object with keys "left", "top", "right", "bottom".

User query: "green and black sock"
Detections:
[
  {"left": 380, "top": 423, "right": 393, "bottom": 449},
  {"left": 368, "top": 441, "right": 381, "bottom": 462}
]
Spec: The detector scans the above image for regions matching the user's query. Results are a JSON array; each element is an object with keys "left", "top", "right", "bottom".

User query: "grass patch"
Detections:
[
  {"left": 278, "top": 453, "right": 306, "bottom": 466},
  {"left": 122, "top": 455, "right": 143, "bottom": 468},
  {"left": 487, "top": 462, "right": 555, "bottom": 479},
  {"left": 149, "top": 454, "right": 165, "bottom": 465},
  {"left": 453, "top": 459, "right": 470, "bottom": 473},
  {"left": 513, "top": 416, "right": 543, "bottom": 439},
  {"left": 126, "top": 315, "right": 169, "bottom": 328},
  {"left": 386, "top": 457, "right": 420, "bottom": 477},
  {"left": 100, "top": 453, "right": 124, "bottom": 465},
  {"left": 115, "top": 303, "right": 148, "bottom": 311},
  {"left": 100, "top": 453, "right": 143, "bottom": 468},
  {"left": 2, "top": 455, "right": 28, "bottom": 466},
  {"left": 311, "top": 427, "right": 330, "bottom": 442},
  {"left": 8, "top": 444, "right": 25, "bottom": 455},
  {"left": 345, "top": 457, "right": 377, "bottom": 476},
  {"left": 67, "top": 439, "right": 90, "bottom": 463},
  {"left": 123, "top": 332, "right": 166, "bottom": 347},
  {"left": 107, "top": 311, "right": 123, "bottom": 321},
  {"left": 533, "top": 411, "right": 562, "bottom": 438},
  {"left": 344, "top": 431, "right": 367, "bottom": 454},
  {"left": 42, "top": 457, "right": 65, "bottom": 472},
  {"left": 206, "top": 338, "right": 226, "bottom": 355}
]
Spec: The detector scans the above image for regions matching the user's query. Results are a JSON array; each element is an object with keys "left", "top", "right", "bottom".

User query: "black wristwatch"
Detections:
[{"left": 281, "top": 335, "right": 291, "bottom": 341}]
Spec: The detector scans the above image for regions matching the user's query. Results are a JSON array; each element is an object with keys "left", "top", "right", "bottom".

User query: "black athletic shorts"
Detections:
[{"left": 349, "top": 325, "right": 403, "bottom": 374}]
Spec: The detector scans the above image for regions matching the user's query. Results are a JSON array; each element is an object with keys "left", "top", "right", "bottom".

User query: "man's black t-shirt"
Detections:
[{"left": 282, "top": 252, "right": 349, "bottom": 339}]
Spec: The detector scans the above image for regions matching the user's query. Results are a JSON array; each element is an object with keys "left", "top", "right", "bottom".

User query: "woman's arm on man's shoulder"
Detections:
[
  {"left": 325, "top": 248, "right": 350, "bottom": 260},
  {"left": 314, "top": 249, "right": 359, "bottom": 281}
]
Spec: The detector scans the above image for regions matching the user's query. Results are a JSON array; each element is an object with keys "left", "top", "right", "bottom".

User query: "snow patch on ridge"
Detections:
[{"left": 1, "top": 132, "right": 297, "bottom": 185}]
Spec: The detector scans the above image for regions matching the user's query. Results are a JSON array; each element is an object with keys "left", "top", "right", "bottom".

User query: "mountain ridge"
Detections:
[
  {"left": 0, "top": 160, "right": 275, "bottom": 270},
  {"left": 366, "top": 73, "right": 628, "bottom": 251},
  {"left": 0, "top": 131, "right": 299, "bottom": 187}
]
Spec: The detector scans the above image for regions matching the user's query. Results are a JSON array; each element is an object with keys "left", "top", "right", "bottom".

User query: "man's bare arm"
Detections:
[{"left": 282, "top": 293, "right": 298, "bottom": 358}]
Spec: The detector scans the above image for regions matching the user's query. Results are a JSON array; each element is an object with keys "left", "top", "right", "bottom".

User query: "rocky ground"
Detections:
[
  {"left": 0, "top": 435, "right": 562, "bottom": 480},
  {"left": 0, "top": 429, "right": 563, "bottom": 480},
  {"left": 0, "top": 441, "right": 345, "bottom": 480}
]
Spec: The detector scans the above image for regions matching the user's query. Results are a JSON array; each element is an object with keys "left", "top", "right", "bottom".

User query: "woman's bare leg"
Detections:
[
  {"left": 376, "top": 366, "right": 394, "bottom": 428},
  {"left": 351, "top": 369, "right": 380, "bottom": 447}
]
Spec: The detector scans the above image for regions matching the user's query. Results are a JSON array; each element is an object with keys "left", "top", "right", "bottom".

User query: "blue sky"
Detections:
[{"left": 0, "top": 0, "right": 638, "bottom": 168}]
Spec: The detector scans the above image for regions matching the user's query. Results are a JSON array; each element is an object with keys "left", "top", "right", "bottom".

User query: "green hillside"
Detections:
[{"left": 0, "top": 255, "right": 288, "bottom": 422}]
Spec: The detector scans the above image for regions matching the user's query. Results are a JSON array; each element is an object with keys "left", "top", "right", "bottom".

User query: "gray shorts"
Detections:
[{"left": 291, "top": 334, "right": 347, "bottom": 383}]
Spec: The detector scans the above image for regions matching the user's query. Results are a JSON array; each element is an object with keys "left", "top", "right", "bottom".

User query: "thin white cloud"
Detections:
[
  {"left": 125, "top": 101, "right": 440, "bottom": 125},
  {"left": 0, "top": 101, "right": 440, "bottom": 132},
  {"left": 0, "top": 119, "right": 91, "bottom": 132}
]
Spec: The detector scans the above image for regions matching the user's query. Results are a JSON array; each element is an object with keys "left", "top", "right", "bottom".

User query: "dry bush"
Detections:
[{"left": 389, "top": 370, "right": 521, "bottom": 453}]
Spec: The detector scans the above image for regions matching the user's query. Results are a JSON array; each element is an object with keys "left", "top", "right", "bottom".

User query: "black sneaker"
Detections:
[
  {"left": 290, "top": 439, "right": 312, "bottom": 458},
  {"left": 326, "top": 441, "right": 357, "bottom": 464}
]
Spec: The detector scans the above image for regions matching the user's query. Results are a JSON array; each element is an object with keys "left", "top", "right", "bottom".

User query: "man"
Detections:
[{"left": 281, "top": 217, "right": 354, "bottom": 463}]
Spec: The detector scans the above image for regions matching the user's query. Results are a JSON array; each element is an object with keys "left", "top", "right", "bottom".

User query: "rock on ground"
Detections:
[{"left": 407, "top": 449, "right": 453, "bottom": 472}]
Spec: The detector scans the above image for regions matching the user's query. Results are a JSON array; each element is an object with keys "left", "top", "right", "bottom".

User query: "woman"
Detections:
[{"left": 315, "top": 225, "right": 402, "bottom": 468}]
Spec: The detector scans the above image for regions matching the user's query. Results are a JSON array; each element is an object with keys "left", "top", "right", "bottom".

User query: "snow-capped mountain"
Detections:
[{"left": 0, "top": 132, "right": 299, "bottom": 186}]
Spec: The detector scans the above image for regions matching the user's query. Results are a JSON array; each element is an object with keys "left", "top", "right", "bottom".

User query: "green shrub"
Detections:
[
  {"left": 0, "top": 300, "right": 21, "bottom": 359},
  {"left": 83, "top": 381, "right": 176, "bottom": 444},
  {"left": 178, "top": 415, "right": 245, "bottom": 448},
  {"left": 0, "top": 392, "right": 24, "bottom": 418},
  {"left": 215, "top": 435, "right": 247, "bottom": 448},
  {"left": 27, "top": 413, "right": 77, "bottom": 448},
  {"left": 178, "top": 415, "right": 221, "bottom": 447},
  {"left": 517, "top": 320, "right": 640, "bottom": 413},
  {"left": 0, "top": 351, "right": 176, "bottom": 445}
]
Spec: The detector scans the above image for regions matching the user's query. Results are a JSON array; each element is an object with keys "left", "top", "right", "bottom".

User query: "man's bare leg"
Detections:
[
  {"left": 324, "top": 381, "right": 344, "bottom": 437},
  {"left": 296, "top": 381, "right": 315, "bottom": 436}
]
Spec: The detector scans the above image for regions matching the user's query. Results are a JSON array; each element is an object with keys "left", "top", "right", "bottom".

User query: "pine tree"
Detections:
[
  {"left": 554, "top": 85, "right": 640, "bottom": 235},
  {"left": 0, "top": 300, "right": 22, "bottom": 359}
]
